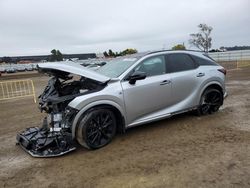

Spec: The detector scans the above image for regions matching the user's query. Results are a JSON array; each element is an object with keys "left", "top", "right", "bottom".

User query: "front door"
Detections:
[{"left": 121, "top": 55, "right": 172, "bottom": 125}]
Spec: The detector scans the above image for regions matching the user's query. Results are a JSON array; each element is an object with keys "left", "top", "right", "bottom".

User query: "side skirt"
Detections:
[{"left": 126, "top": 106, "right": 198, "bottom": 129}]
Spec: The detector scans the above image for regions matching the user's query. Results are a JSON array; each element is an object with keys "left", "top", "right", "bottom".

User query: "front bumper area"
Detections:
[{"left": 16, "top": 127, "right": 76, "bottom": 157}]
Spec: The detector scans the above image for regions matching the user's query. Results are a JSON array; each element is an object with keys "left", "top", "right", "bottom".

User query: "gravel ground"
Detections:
[{"left": 0, "top": 67, "right": 250, "bottom": 188}]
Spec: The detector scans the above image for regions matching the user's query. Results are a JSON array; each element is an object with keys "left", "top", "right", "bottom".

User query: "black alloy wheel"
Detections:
[
  {"left": 76, "top": 108, "right": 116, "bottom": 149},
  {"left": 198, "top": 88, "right": 223, "bottom": 115}
]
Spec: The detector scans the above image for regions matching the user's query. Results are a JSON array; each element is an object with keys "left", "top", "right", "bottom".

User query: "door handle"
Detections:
[
  {"left": 196, "top": 72, "right": 205, "bottom": 77},
  {"left": 160, "top": 80, "right": 171, "bottom": 85}
]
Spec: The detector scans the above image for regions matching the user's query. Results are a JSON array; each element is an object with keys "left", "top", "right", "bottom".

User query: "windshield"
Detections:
[{"left": 96, "top": 57, "right": 138, "bottom": 78}]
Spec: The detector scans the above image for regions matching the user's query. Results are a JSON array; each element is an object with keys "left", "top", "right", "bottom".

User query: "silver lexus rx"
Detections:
[{"left": 17, "top": 50, "right": 227, "bottom": 157}]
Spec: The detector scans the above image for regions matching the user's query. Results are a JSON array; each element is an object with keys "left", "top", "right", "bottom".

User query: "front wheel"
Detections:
[
  {"left": 196, "top": 88, "right": 223, "bottom": 116},
  {"left": 76, "top": 108, "right": 117, "bottom": 149}
]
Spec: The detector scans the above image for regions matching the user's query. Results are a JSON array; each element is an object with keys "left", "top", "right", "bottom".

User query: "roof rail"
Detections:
[{"left": 146, "top": 49, "right": 204, "bottom": 55}]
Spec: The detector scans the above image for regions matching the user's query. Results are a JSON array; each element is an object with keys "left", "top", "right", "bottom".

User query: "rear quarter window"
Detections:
[
  {"left": 191, "top": 54, "right": 219, "bottom": 66},
  {"left": 166, "top": 53, "right": 198, "bottom": 73}
]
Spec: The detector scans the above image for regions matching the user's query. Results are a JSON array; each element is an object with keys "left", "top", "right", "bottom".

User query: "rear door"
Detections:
[{"left": 165, "top": 53, "right": 201, "bottom": 106}]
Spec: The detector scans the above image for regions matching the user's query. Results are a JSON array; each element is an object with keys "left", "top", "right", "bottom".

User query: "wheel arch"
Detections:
[
  {"left": 71, "top": 100, "right": 126, "bottom": 140},
  {"left": 205, "top": 83, "right": 223, "bottom": 94},
  {"left": 199, "top": 81, "right": 224, "bottom": 105}
]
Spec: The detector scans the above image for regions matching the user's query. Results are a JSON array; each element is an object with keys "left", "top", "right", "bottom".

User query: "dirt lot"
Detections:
[{"left": 0, "top": 68, "right": 250, "bottom": 188}]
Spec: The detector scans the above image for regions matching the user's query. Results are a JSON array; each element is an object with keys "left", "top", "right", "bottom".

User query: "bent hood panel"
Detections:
[{"left": 38, "top": 61, "right": 110, "bottom": 83}]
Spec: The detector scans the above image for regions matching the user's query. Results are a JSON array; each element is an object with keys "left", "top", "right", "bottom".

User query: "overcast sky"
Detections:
[{"left": 0, "top": 0, "right": 249, "bottom": 56}]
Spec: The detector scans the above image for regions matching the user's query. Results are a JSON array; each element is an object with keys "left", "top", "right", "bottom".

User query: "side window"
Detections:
[
  {"left": 135, "top": 55, "right": 166, "bottom": 77},
  {"left": 191, "top": 55, "right": 218, "bottom": 66},
  {"left": 166, "top": 54, "right": 197, "bottom": 73}
]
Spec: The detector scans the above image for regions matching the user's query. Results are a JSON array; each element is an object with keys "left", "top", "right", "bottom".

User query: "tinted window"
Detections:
[
  {"left": 166, "top": 54, "right": 197, "bottom": 73},
  {"left": 135, "top": 55, "right": 166, "bottom": 76},
  {"left": 191, "top": 54, "right": 218, "bottom": 66}
]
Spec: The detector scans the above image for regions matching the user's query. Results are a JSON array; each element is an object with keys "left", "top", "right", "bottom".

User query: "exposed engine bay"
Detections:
[{"left": 16, "top": 68, "right": 106, "bottom": 157}]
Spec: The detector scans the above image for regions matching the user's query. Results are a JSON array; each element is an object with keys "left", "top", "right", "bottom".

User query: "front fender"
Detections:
[
  {"left": 68, "top": 81, "right": 125, "bottom": 139},
  {"left": 70, "top": 99, "right": 126, "bottom": 140}
]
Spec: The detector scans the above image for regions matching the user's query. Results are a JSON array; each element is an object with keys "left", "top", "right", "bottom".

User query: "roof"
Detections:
[{"left": 146, "top": 49, "right": 204, "bottom": 55}]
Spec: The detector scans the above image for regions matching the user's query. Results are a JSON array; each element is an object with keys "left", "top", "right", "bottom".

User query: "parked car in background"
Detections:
[
  {"left": 0, "top": 67, "right": 6, "bottom": 73},
  {"left": 16, "top": 65, "right": 26, "bottom": 72},
  {"left": 17, "top": 50, "right": 227, "bottom": 157},
  {"left": 25, "top": 64, "right": 33, "bottom": 71},
  {"left": 32, "top": 63, "right": 39, "bottom": 70},
  {"left": 6, "top": 67, "right": 16, "bottom": 73}
]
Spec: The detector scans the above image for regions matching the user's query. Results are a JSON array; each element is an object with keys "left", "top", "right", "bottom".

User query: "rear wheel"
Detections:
[
  {"left": 76, "top": 107, "right": 116, "bottom": 149},
  {"left": 197, "top": 88, "right": 223, "bottom": 115}
]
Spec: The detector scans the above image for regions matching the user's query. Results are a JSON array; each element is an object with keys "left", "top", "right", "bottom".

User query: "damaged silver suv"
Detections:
[{"left": 17, "top": 50, "right": 227, "bottom": 157}]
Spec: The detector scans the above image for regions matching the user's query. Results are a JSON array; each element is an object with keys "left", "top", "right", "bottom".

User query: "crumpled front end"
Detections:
[
  {"left": 16, "top": 67, "right": 106, "bottom": 157},
  {"left": 16, "top": 127, "right": 76, "bottom": 157},
  {"left": 16, "top": 106, "right": 79, "bottom": 157}
]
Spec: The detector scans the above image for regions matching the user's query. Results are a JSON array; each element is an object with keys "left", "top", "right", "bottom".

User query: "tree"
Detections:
[
  {"left": 189, "top": 24, "right": 213, "bottom": 53},
  {"left": 108, "top": 49, "right": 115, "bottom": 57},
  {"left": 49, "top": 49, "right": 63, "bottom": 61},
  {"left": 103, "top": 48, "right": 138, "bottom": 57},
  {"left": 120, "top": 48, "right": 138, "bottom": 56},
  {"left": 50, "top": 49, "right": 57, "bottom": 61},
  {"left": 56, "top": 50, "right": 63, "bottom": 61},
  {"left": 172, "top": 44, "right": 186, "bottom": 50},
  {"left": 124, "top": 48, "right": 137, "bottom": 55},
  {"left": 115, "top": 52, "right": 120, "bottom": 57},
  {"left": 103, "top": 51, "right": 109, "bottom": 57}
]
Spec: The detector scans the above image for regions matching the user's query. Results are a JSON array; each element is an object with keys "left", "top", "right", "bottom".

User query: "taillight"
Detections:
[{"left": 218, "top": 68, "right": 227, "bottom": 75}]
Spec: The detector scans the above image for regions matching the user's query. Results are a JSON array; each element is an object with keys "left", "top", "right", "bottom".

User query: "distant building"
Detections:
[
  {"left": 17, "top": 60, "right": 33, "bottom": 64},
  {"left": 0, "top": 53, "right": 96, "bottom": 63}
]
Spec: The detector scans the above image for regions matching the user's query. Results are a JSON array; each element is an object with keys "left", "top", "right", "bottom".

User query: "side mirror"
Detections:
[{"left": 129, "top": 71, "right": 146, "bottom": 85}]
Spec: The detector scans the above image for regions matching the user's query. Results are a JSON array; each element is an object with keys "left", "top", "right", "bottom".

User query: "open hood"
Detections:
[{"left": 38, "top": 61, "right": 110, "bottom": 83}]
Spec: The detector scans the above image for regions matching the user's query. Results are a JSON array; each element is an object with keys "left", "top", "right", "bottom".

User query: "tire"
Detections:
[
  {"left": 76, "top": 107, "right": 117, "bottom": 149},
  {"left": 196, "top": 88, "right": 223, "bottom": 116}
]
